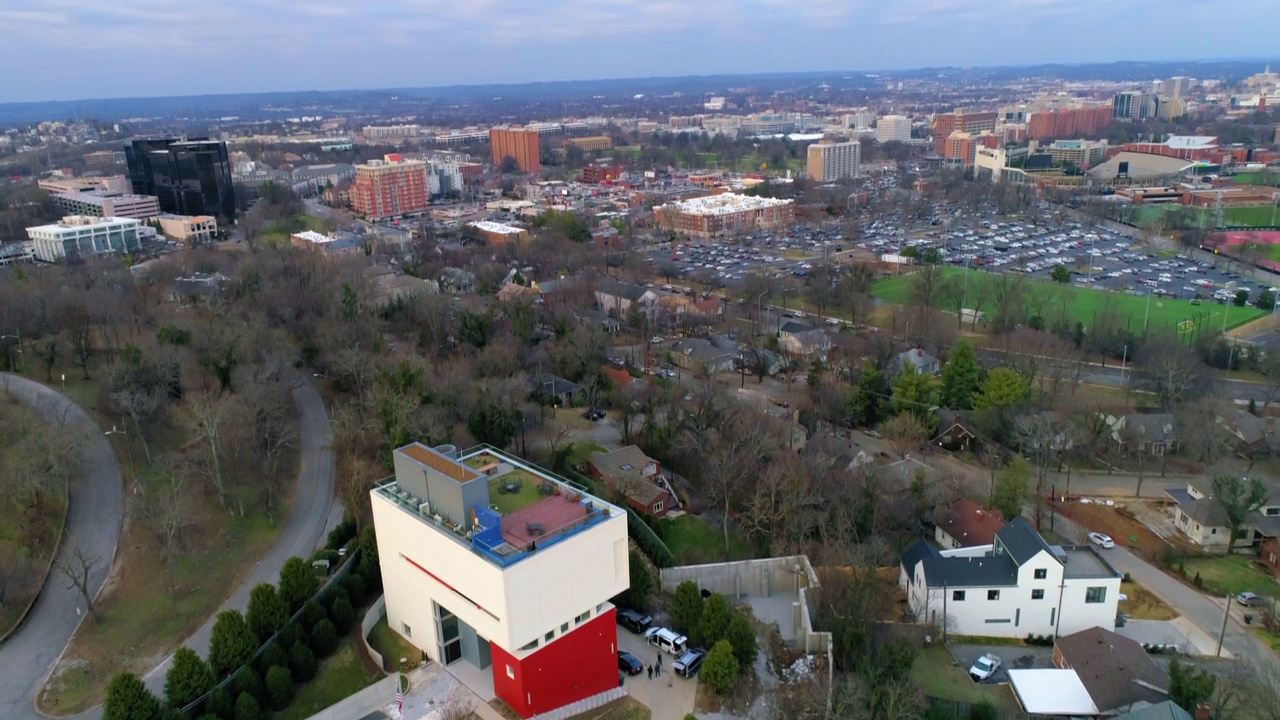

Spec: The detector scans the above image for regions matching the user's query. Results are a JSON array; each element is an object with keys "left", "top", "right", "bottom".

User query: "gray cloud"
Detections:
[{"left": 0, "top": 0, "right": 1274, "bottom": 102}]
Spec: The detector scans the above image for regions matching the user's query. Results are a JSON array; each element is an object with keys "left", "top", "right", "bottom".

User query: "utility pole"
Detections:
[{"left": 1216, "top": 592, "right": 1231, "bottom": 658}]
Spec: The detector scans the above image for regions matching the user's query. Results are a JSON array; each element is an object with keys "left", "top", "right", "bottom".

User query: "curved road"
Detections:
[
  {"left": 0, "top": 374, "right": 123, "bottom": 720},
  {"left": 138, "top": 379, "right": 335, "bottom": 699},
  {"left": 0, "top": 376, "right": 334, "bottom": 719}
]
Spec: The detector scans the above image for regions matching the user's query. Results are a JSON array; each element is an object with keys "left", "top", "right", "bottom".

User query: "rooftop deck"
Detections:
[
  {"left": 377, "top": 445, "right": 619, "bottom": 568},
  {"left": 1061, "top": 546, "right": 1121, "bottom": 579}
]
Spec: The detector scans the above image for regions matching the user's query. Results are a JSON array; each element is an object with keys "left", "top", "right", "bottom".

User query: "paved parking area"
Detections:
[
  {"left": 949, "top": 644, "right": 1056, "bottom": 685},
  {"left": 616, "top": 623, "right": 698, "bottom": 718}
]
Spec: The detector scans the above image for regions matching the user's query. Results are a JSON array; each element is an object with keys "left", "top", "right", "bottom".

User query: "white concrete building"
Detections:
[
  {"left": 156, "top": 214, "right": 218, "bottom": 246},
  {"left": 899, "top": 519, "right": 1121, "bottom": 638},
  {"left": 51, "top": 190, "right": 160, "bottom": 220},
  {"left": 806, "top": 140, "right": 860, "bottom": 181},
  {"left": 875, "top": 115, "right": 912, "bottom": 143},
  {"left": 371, "top": 443, "right": 628, "bottom": 718},
  {"left": 26, "top": 215, "right": 143, "bottom": 263}
]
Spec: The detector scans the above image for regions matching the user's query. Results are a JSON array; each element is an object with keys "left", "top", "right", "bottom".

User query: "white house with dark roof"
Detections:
[{"left": 899, "top": 518, "right": 1121, "bottom": 638}]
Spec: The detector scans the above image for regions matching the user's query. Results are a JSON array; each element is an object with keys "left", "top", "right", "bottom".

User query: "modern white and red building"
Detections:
[{"left": 371, "top": 443, "right": 629, "bottom": 717}]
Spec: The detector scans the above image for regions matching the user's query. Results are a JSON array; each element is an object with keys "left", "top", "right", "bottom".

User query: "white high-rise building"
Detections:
[
  {"left": 876, "top": 115, "right": 911, "bottom": 143},
  {"left": 807, "top": 140, "right": 861, "bottom": 181}
]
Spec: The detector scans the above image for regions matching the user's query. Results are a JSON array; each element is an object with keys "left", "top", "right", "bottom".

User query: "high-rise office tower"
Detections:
[
  {"left": 807, "top": 140, "right": 861, "bottom": 181},
  {"left": 126, "top": 138, "right": 236, "bottom": 222}
]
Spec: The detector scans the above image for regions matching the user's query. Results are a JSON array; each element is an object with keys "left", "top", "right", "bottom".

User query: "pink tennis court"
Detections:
[{"left": 1204, "top": 231, "right": 1280, "bottom": 271}]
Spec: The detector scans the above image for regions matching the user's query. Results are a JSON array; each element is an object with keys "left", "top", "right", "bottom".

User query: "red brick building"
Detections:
[
  {"left": 1028, "top": 106, "right": 1113, "bottom": 140},
  {"left": 351, "top": 154, "right": 429, "bottom": 220},
  {"left": 654, "top": 193, "right": 794, "bottom": 238},
  {"left": 931, "top": 110, "right": 998, "bottom": 144},
  {"left": 489, "top": 127, "right": 541, "bottom": 174}
]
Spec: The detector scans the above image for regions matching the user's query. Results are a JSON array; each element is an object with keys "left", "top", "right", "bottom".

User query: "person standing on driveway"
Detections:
[{"left": 647, "top": 665, "right": 653, "bottom": 679}]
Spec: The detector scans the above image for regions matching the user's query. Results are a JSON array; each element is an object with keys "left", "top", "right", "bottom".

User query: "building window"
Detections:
[
  {"left": 576, "top": 611, "right": 591, "bottom": 625},
  {"left": 1268, "top": 508, "right": 1280, "bottom": 517},
  {"left": 1086, "top": 587, "right": 1107, "bottom": 604},
  {"left": 402, "top": 622, "right": 412, "bottom": 638},
  {"left": 988, "top": 590, "right": 1000, "bottom": 601},
  {"left": 1032, "top": 589, "right": 1045, "bottom": 600},
  {"left": 561, "top": 622, "right": 569, "bottom": 633},
  {"left": 1034, "top": 569, "right": 1047, "bottom": 580},
  {"left": 953, "top": 590, "right": 966, "bottom": 601},
  {"left": 653, "top": 501, "right": 664, "bottom": 513},
  {"left": 984, "top": 619, "right": 1011, "bottom": 624},
  {"left": 506, "top": 665, "right": 515, "bottom": 679},
  {"left": 545, "top": 630, "right": 555, "bottom": 642},
  {"left": 520, "top": 639, "right": 539, "bottom": 651}
]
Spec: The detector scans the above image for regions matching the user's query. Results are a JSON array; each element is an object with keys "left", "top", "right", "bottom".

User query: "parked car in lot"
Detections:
[
  {"left": 617, "top": 608, "right": 652, "bottom": 634},
  {"left": 645, "top": 627, "right": 688, "bottom": 655},
  {"left": 618, "top": 651, "right": 644, "bottom": 675},
  {"left": 1088, "top": 532, "right": 1115, "bottom": 549},
  {"left": 673, "top": 648, "right": 707, "bottom": 677},
  {"left": 969, "top": 653, "right": 1002, "bottom": 681},
  {"left": 1237, "top": 592, "right": 1261, "bottom": 607}
]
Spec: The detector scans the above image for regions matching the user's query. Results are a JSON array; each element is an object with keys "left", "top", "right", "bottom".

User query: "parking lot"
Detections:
[
  {"left": 949, "top": 644, "right": 1056, "bottom": 685},
  {"left": 864, "top": 219, "right": 1273, "bottom": 304}
]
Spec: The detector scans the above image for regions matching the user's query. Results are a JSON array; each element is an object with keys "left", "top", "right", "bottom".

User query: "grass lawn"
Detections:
[
  {"left": 366, "top": 617, "right": 422, "bottom": 673},
  {"left": 657, "top": 514, "right": 754, "bottom": 564},
  {"left": 565, "top": 696, "right": 650, "bottom": 720},
  {"left": 275, "top": 640, "right": 381, "bottom": 720},
  {"left": 1179, "top": 554, "right": 1277, "bottom": 598},
  {"left": 566, "top": 442, "right": 607, "bottom": 466},
  {"left": 1256, "top": 628, "right": 1280, "bottom": 655},
  {"left": 487, "top": 470, "right": 553, "bottom": 514},
  {"left": 1119, "top": 580, "right": 1178, "bottom": 620},
  {"left": 1235, "top": 172, "right": 1280, "bottom": 187},
  {"left": 911, "top": 646, "right": 1021, "bottom": 714},
  {"left": 872, "top": 266, "right": 1266, "bottom": 334},
  {"left": 1223, "top": 205, "right": 1280, "bottom": 228}
]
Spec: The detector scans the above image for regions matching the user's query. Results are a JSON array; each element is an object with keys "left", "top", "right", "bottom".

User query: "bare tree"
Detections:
[
  {"left": 182, "top": 390, "right": 240, "bottom": 510},
  {"left": 881, "top": 412, "right": 927, "bottom": 459},
  {"left": 54, "top": 537, "right": 100, "bottom": 621}
]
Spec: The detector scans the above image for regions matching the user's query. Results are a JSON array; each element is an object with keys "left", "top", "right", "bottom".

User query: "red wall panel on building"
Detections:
[{"left": 489, "top": 609, "right": 618, "bottom": 718}]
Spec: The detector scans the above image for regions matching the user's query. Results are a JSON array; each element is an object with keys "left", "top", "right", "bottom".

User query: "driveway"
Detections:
[
  {"left": 0, "top": 374, "right": 123, "bottom": 720},
  {"left": 139, "top": 378, "right": 336, "bottom": 698},
  {"left": 616, "top": 623, "right": 697, "bottom": 718},
  {"left": 949, "top": 645, "right": 1055, "bottom": 685},
  {"left": 1100, "top": 548, "right": 1277, "bottom": 669}
]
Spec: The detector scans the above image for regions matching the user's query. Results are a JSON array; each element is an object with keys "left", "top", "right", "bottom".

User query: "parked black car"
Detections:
[
  {"left": 618, "top": 651, "right": 643, "bottom": 675},
  {"left": 617, "top": 608, "right": 652, "bottom": 634}
]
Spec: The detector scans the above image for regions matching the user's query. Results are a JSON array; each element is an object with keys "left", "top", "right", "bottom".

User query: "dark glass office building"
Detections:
[{"left": 126, "top": 137, "right": 236, "bottom": 222}]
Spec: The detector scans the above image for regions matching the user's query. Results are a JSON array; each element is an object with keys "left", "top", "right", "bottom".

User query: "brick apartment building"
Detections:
[
  {"left": 1028, "top": 106, "right": 1113, "bottom": 140},
  {"left": 654, "top": 193, "right": 795, "bottom": 238},
  {"left": 490, "top": 128, "right": 542, "bottom": 174},
  {"left": 563, "top": 136, "right": 613, "bottom": 152},
  {"left": 931, "top": 110, "right": 998, "bottom": 144},
  {"left": 351, "top": 154, "right": 429, "bottom": 220}
]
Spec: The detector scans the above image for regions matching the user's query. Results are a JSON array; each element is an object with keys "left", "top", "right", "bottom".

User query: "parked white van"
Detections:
[{"left": 644, "top": 627, "right": 688, "bottom": 655}]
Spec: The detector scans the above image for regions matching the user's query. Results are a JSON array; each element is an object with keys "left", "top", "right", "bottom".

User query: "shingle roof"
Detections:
[
  {"left": 1111, "top": 701, "right": 1193, "bottom": 720},
  {"left": 899, "top": 538, "right": 1020, "bottom": 588},
  {"left": 596, "top": 277, "right": 648, "bottom": 301},
  {"left": 994, "top": 518, "right": 1054, "bottom": 566},
  {"left": 937, "top": 497, "right": 1005, "bottom": 547},
  {"left": 779, "top": 320, "right": 816, "bottom": 335},
  {"left": 1055, "top": 627, "right": 1169, "bottom": 713}
]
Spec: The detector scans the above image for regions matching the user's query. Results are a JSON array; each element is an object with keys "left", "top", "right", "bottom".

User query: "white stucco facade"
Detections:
[{"left": 900, "top": 523, "right": 1121, "bottom": 639}]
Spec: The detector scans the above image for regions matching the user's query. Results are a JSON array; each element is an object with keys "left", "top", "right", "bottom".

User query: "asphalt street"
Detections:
[
  {"left": 138, "top": 378, "right": 336, "bottom": 702},
  {"left": 1101, "top": 547, "right": 1275, "bottom": 671},
  {"left": 0, "top": 374, "right": 123, "bottom": 720},
  {"left": 0, "top": 376, "right": 334, "bottom": 720}
]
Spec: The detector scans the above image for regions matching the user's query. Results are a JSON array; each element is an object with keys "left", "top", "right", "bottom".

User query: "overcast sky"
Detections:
[{"left": 0, "top": 0, "right": 1274, "bottom": 103}]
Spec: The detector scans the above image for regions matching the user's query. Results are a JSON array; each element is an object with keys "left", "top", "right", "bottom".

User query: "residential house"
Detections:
[
  {"left": 1104, "top": 413, "right": 1180, "bottom": 455},
  {"left": 802, "top": 435, "right": 875, "bottom": 474},
  {"left": 873, "top": 456, "right": 943, "bottom": 491},
  {"left": 1053, "top": 626, "right": 1169, "bottom": 715},
  {"left": 595, "top": 277, "right": 656, "bottom": 318},
  {"left": 1165, "top": 478, "right": 1280, "bottom": 550},
  {"left": 1216, "top": 408, "right": 1274, "bottom": 456},
  {"left": 899, "top": 518, "right": 1122, "bottom": 638},
  {"left": 172, "top": 272, "right": 230, "bottom": 302},
  {"left": 1109, "top": 701, "right": 1193, "bottom": 720},
  {"left": 1262, "top": 536, "right": 1280, "bottom": 574},
  {"left": 586, "top": 446, "right": 673, "bottom": 517},
  {"left": 364, "top": 266, "right": 438, "bottom": 307},
  {"left": 779, "top": 328, "right": 832, "bottom": 362},
  {"left": 670, "top": 337, "right": 737, "bottom": 374},
  {"left": 532, "top": 373, "right": 583, "bottom": 406},
  {"left": 896, "top": 348, "right": 940, "bottom": 375},
  {"left": 440, "top": 267, "right": 476, "bottom": 294},
  {"left": 934, "top": 409, "right": 978, "bottom": 450},
  {"left": 935, "top": 497, "right": 1005, "bottom": 549},
  {"left": 590, "top": 225, "right": 622, "bottom": 249},
  {"left": 576, "top": 308, "right": 621, "bottom": 334},
  {"left": 778, "top": 320, "right": 816, "bottom": 339}
]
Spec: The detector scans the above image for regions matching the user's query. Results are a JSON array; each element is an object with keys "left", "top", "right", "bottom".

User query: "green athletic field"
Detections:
[
  {"left": 1128, "top": 203, "right": 1277, "bottom": 229},
  {"left": 872, "top": 266, "right": 1265, "bottom": 334}
]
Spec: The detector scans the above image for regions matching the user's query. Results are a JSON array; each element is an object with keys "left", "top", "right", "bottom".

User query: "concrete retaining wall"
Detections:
[
  {"left": 302, "top": 674, "right": 399, "bottom": 720},
  {"left": 361, "top": 594, "right": 387, "bottom": 674},
  {"left": 659, "top": 555, "right": 816, "bottom": 599}
]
